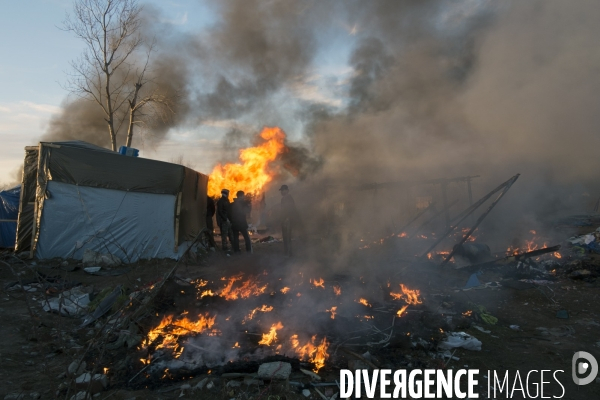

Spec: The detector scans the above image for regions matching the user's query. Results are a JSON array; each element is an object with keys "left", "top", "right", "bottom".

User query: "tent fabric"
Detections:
[
  {"left": 15, "top": 141, "right": 208, "bottom": 260},
  {"left": 36, "top": 182, "right": 179, "bottom": 262},
  {"left": 179, "top": 167, "right": 209, "bottom": 242},
  {"left": 0, "top": 186, "right": 20, "bottom": 248},
  {"left": 14, "top": 147, "right": 38, "bottom": 252},
  {"left": 39, "top": 142, "right": 185, "bottom": 195}
]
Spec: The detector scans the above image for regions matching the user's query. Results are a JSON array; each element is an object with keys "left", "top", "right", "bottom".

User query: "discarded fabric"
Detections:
[
  {"left": 439, "top": 332, "right": 482, "bottom": 351},
  {"left": 42, "top": 288, "right": 90, "bottom": 317}
]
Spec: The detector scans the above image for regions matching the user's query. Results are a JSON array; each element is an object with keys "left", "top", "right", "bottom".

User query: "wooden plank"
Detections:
[
  {"left": 173, "top": 192, "right": 183, "bottom": 252},
  {"left": 29, "top": 144, "right": 43, "bottom": 259},
  {"left": 421, "top": 174, "right": 520, "bottom": 260},
  {"left": 440, "top": 174, "right": 520, "bottom": 266},
  {"left": 456, "top": 245, "right": 561, "bottom": 270}
]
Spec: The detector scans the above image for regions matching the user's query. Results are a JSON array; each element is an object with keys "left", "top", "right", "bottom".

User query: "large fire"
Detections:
[
  {"left": 139, "top": 275, "right": 425, "bottom": 378},
  {"left": 207, "top": 126, "right": 287, "bottom": 197}
]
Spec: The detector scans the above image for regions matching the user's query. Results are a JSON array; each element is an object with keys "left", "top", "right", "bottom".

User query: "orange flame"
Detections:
[
  {"left": 207, "top": 126, "right": 287, "bottom": 197},
  {"left": 258, "top": 322, "right": 284, "bottom": 346},
  {"left": 218, "top": 275, "right": 268, "bottom": 300},
  {"left": 358, "top": 298, "right": 371, "bottom": 307},
  {"left": 311, "top": 278, "right": 325, "bottom": 288},
  {"left": 280, "top": 287, "right": 290, "bottom": 294},
  {"left": 390, "top": 284, "right": 422, "bottom": 305},
  {"left": 462, "top": 310, "right": 473, "bottom": 317},
  {"left": 242, "top": 305, "right": 274, "bottom": 323},
  {"left": 144, "top": 312, "right": 216, "bottom": 358},
  {"left": 397, "top": 305, "right": 409, "bottom": 317},
  {"left": 333, "top": 285, "right": 341, "bottom": 296},
  {"left": 326, "top": 306, "right": 337, "bottom": 320},
  {"left": 290, "top": 335, "right": 329, "bottom": 373}
]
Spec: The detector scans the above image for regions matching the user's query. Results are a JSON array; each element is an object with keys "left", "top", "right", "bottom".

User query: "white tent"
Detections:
[{"left": 15, "top": 141, "right": 208, "bottom": 262}]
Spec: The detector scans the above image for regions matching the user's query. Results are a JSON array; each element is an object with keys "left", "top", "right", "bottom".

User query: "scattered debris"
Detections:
[
  {"left": 80, "top": 285, "right": 123, "bottom": 327},
  {"left": 439, "top": 332, "right": 482, "bottom": 351},
  {"left": 42, "top": 288, "right": 90, "bottom": 317},
  {"left": 75, "top": 373, "right": 108, "bottom": 394},
  {"left": 82, "top": 249, "right": 121, "bottom": 268},
  {"left": 257, "top": 361, "right": 292, "bottom": 380}
]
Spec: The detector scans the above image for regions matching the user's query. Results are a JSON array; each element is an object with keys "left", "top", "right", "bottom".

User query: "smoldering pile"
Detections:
[{"left": 122, "top": 267, "right": 432, "bottom": 387}]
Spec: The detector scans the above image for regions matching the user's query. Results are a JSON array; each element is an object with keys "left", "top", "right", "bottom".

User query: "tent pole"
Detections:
[{"left": 174, "top": 192, "right": 183, "bottom": 252}]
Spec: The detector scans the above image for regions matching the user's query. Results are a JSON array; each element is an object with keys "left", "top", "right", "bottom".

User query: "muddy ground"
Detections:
[{"left": 1, "top": 226, "right": 599, "bottom": 399}]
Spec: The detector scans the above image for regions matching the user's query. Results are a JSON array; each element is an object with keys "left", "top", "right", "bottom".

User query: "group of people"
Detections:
[{"left": 205, "top": 185, "right": 296, "bottom": 256}]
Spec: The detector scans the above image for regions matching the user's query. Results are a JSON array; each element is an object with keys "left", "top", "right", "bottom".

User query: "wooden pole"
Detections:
[
  {"left": 421, "top": 174, "right": 520, "bottom": 260},
  {"left": 413, "top": 199, "right": 458, "bottom": 235},
  {"left": 456, "top": 244, "right": 561, "bottom": 270},
  {"left": 440, "top": 174, "right": 520, "bottom": 266},
  {"left": 397, "top": 201, "right": 436, "bottom": 234}
]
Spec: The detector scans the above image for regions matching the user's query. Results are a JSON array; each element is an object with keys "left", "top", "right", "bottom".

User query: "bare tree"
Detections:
[
  {"left": 125, "top": 42, "right": 175, "bottom": 147},
  {"left": 64, "top": 0, "right": 143, "bottom": 151}
]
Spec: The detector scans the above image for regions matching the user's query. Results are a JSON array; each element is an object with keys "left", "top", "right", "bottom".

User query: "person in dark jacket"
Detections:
[
  {"left": 206, "top": 196, "right": 216, "bottom": 239},
  {"left": 279, "top": 185, "right": 297, "bottom": 256},
  {"left": 216, "top": 189, "right": 234, "bottom": 252},
  {"left": 231, "top": 191, "right": 252, "bottom": 253}
]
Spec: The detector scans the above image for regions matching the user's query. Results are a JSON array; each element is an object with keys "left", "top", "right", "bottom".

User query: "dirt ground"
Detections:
[{"left": 1, "top": 227, "right": 599, "bottom": 400}]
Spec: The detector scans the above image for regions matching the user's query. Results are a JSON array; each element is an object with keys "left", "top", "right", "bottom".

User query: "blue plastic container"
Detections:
[{"left": 118, "top": 146, "right": 139, "bottom": 157}]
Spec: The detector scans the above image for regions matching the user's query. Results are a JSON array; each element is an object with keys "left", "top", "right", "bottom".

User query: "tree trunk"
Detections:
[
  {"left": 126, "top": 82, "right": 142, "bottom": 148},
  {"left": 106, "top": 75, "right": 117, "bottom": 151},
  {"left": 126, "top": 108, "right": 135, "bottom": 148}
]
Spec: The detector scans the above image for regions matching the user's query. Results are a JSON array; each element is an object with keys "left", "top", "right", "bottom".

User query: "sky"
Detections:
[
  {"left": 2, "top": 0, "right": 599, "bottom": 214},
  {"left": 0, "top": 0, "right": 354, "bottom": 186}
]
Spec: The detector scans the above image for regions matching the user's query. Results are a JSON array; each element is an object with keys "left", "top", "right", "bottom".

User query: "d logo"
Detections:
[{"left": 572, "top": 351, "right": 598, "bottom": 385}]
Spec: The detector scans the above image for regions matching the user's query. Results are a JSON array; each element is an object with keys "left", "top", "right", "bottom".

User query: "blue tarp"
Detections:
[{"left": 0, "top": 185, "right": 20, "bottom": 248}]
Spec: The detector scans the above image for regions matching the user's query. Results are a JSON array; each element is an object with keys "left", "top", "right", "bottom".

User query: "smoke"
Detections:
[
  {"left": 0, "top": 165, "right": 23, "bottom": 190},
  {"left": 192, "top": 0, "right": 323, "bottom": 120},
  {"left": 43, "top": 99, "right": 111, "bottom": 147},
  {"left": 462, "top": 0, "right": 600, "bottom": 185},
  {"left": 42, "top": 1, "right": 600, "bottom": 245},
  {"left": 283, "top": 0, "right": 600, "bottom": 254}
]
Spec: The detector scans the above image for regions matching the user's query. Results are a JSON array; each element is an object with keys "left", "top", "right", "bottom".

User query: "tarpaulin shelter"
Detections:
[
  {"left": 0, "top": 186, "right": 20, "bottom": 248},
  {"left": 15, "top": 141, "right": 208, "bottom": 262}
]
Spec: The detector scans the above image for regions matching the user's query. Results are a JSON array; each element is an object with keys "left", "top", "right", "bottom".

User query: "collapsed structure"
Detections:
[
  {"left": 14, "top": 141, "right": 208, "bottom": 262},
  {"left": 0, "top": 185, "right": 19, "bottom": 248}
]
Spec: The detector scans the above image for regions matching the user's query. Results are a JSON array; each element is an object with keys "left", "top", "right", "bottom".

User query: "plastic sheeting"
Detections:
[
  {"left": 36, "top": 181, "right": 179, "bottom": 262},
  {"left": 0, "top": 186, "right": 20, "bottom": 248},
  {"left": 15, "top": 141, "right": 208, "bottom": 257},
  {"left": 15, "top": 147, "right": 38, "bottom": 252},
  {"left": 179, "top": 168, "right": 209, "bottom": 242},
  {"left": 39, "top": 141, "right": 184, "bottom": 194}
]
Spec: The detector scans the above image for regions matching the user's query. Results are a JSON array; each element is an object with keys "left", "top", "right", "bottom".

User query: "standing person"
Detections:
[
  {"left": 279, "top": 185, "right": 297, "bottom": 257},
  {"left": 216, "top": 189, "right": 234, "bottom": 252},
  {"left": 231, "top": 191, "right": 252, "bottom": 253},
  {"left": 206, "top": 196, "right": 215, "bottom": 240}
]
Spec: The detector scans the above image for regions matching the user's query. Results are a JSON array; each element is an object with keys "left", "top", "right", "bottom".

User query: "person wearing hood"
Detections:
[
  {"left": 216, "top": 189, "right": 234, "bottom": 252},
  {"left": 231, "top": 190, "right": 252, "bottom": 253}
]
